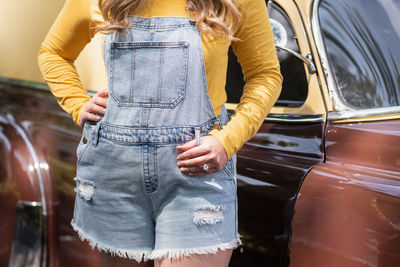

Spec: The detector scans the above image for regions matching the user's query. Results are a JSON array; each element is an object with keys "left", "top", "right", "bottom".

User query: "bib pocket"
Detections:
[{"left": 109, "top": 41, "right": 189, "bottom": 108}]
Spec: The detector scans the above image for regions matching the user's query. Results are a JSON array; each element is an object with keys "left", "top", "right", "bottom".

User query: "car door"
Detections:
[
  {"left": 290, "top": 0, "right": 400, "bottom": 266},
  {"left": 227, "top": 1, "right": 327, "bottom": 266}
]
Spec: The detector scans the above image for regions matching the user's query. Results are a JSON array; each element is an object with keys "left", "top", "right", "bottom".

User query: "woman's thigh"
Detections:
[
  {"left": 154, "top": 249, "right": 233, "bottom": 267},
  {"left": 98, "top": 250, "right": 154, "bottom": 267}
]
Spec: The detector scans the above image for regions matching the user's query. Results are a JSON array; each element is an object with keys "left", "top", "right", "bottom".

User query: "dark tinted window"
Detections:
[
  {"left": 226, "top": 2, "right": 308, "bottom": 107},
  {"left": 319, "top": 0, "right": 400, "bottom": 108}
]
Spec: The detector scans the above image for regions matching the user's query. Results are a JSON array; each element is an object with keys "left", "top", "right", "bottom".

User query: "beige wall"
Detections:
[{"left": 0, "top": 0, "right": 107, "bottom": 92}]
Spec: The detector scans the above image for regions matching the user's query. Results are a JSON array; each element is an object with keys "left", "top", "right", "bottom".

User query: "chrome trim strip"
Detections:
[
  {"left": 9, "top": 201, "right": 47, "bottom": 267},
  {"left": 328, "top": 106, "right": 400, "bottom": 121},
  {"left": 227, "top": 108, "right": 325, "bottom": 123},
  {"left": 311, "top": 0, "right": 351, "bottom": 112},
  {"left": 264, "top": 113, "right": 325, "bottom": 123},
  {"left": 6, "top": 115, "right": 47, "bottom": 216}
]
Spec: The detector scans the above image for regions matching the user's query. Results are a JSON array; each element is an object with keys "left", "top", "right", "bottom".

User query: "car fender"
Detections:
[
  {"left": 290, "top": 162, "right": 400, "bottom": 267},
  {"left": 0, "top": 113, "right": 49, "bottom": 267}
]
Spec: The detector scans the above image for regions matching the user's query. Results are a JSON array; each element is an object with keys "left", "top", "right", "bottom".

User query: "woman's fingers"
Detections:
[
  {"left": 93, "top": 88, "right": 109, "bottom": 107},
  {"left": 96, "top": 88, "right": 109, "bottom": 97},
  {"left": 86, "top": 102, "right": 106, "bottom": 114},
  {"left": 176, "top": 142, "right": 211, "bottom": 159},
  {"left": 176, "top": 135, "right": 228, "bottom": 175},
  {"left": 177, "top": 154, "right": 215, "bottom": 174},
  {"left": 177, "top": 154, "right": 212, "bottom": 168},
  {"left": 176, "top": 139, "right": 196, "bottom": 152},
  {"left": 85, "top": 112, "right": 102, "bottom": 121},
  {"left": 93, "top": 95, "right": 108, "bottom": 108},
  {"left": 79, "top": 90, "right": 109, "bottom": 126},
  {"left": 80, "top": 111, "right": 101, "bottom": 126}
]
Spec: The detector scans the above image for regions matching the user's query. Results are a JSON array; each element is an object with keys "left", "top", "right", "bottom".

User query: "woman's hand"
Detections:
[
  {"left": 79, "top": 88, "right": 109, "bottom": 127},
  {"left": 176, "top": 135, "right": 228, "bottom": 176}
]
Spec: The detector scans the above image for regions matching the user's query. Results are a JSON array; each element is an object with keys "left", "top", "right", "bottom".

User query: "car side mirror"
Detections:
[{"left": 275, "top": 45, "right": 317, "bottom": 75}]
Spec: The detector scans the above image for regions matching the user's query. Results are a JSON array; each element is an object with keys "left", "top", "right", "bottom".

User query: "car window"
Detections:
[
  {"left": 226, "top": 1, "right": 308, "bottom": 108},
  {"left": 319, "top": 0, "right": 400, "bottom": 109}
]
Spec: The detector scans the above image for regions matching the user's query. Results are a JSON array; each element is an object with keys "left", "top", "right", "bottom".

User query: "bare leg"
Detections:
[
  {"left": 154, "top": 249, "right": 233, "bottom": 267},
  {"left": 98, "top": 250, "right": 154, "bottom": 267}
]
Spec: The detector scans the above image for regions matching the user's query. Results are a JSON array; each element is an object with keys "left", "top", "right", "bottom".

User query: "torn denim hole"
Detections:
[
  {"left": 74, "top": 177, "right": 96, "bottom": 201},
  {"left": 193, "top": 205, "right": 225, "bottom": 225}
]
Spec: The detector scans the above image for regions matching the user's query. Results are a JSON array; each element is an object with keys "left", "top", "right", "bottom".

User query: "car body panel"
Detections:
[
  {"left": 230, "top": 120, "right": 324, "bottom": 266},
  {"left": 291, "top": 119, "right": 400, "bottom": 266},
  {"left": 0, "top": 116, "right": 43, "bottom": 266},
  {"left": 0, "top": 82, "right": 100, "bottom": 267}
]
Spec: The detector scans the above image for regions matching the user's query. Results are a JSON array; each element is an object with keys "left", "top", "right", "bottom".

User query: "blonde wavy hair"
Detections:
[{"left": 96, "top": 0, "right": 242, "bottom": 40}]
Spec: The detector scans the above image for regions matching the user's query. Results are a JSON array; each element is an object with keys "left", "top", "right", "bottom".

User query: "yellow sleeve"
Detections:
[
  {"left": 37, "top": 0, "right": 103, "bottom": 127},
  {"left": 208, "top": 0, "right": 283, "bottom": 160}
]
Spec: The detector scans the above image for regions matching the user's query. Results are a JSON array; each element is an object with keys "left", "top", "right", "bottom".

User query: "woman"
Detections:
[{"left": 38, "top": 0, "right": 282, "bottom": 266}]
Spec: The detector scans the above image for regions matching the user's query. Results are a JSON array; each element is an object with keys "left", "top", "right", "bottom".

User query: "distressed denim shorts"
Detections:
[{"left": 70, "top": 120, "right": 241, "bottom": 262}]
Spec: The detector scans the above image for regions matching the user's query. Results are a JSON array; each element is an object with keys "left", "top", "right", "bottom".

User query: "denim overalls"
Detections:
[{"left": 71, "top": 16, "right": 241, "bottom": 262}]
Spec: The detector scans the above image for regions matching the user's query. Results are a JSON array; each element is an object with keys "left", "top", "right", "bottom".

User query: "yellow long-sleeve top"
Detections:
[{"left": 38, "top": 0, "right": 282, "bottom": 160}]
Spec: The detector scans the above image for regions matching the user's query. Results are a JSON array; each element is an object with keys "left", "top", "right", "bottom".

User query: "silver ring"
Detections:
[{"left": 202, "top": 163, "right": 209, "bottom": 171}]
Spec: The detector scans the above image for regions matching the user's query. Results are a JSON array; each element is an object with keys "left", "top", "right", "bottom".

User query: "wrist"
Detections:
[{"left": 208, "top": 130, "right": 231, "bottom": 160}]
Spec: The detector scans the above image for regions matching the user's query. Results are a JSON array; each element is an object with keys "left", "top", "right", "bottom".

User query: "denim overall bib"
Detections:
[{"left": 71, "top": 16, "right": 241, "bottom": 261}]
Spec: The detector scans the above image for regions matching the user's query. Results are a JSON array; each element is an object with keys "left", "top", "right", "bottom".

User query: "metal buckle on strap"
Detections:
[{"left": 185, "top": 3, "right": 196, "bottom": 25}]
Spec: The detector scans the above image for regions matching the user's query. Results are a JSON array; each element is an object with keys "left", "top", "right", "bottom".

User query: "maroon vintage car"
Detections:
[{"left": 1, "top": 0, "right": 399, "bottom": 266}]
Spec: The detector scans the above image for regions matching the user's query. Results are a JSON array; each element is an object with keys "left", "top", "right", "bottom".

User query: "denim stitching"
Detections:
[
  {"left": 111, "top": 42, "right": 188, "bottom": 48},
  {"left": 100, "top": 119, "right": 217, "bottom": 130},
  {"left": 157, "top": 48, "right": 164, "bottom": 102},
  {"left": 130, "top": 47, "right": 135, "bottom": 103},
  {"left": 222, "top": 157, "right": 235, "bottom": 181},
  {"left": 96, "top": 120, "right": 217, "bottom": 145},
  {"left": 143, "top": 145, "right": 151, "bottom": 193},
  {"left": 179, "top": 43, "right": 189, "bottom": 104},
  {"left": 76, "top": 142, "right": 89, "bottom": 163},
  {"left": 152, "top": 146, "right": 159, "bottom": 193},
  {"left": 109, "top": 43, "right": 115, "bottom": 102},
  {"left": 130, "top": 24, "right": 193, "bottom": 29}
]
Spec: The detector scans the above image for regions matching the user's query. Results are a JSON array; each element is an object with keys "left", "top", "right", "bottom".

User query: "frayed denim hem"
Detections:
[
  {"left": 71, "top": 219, "right": 242, "bottom": 262},
  {"left": 149, "top": 238, "right": 243, "bottom": 260},
  {"left": 70, "top": 219, "right": 152, "bottom": 263}
]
